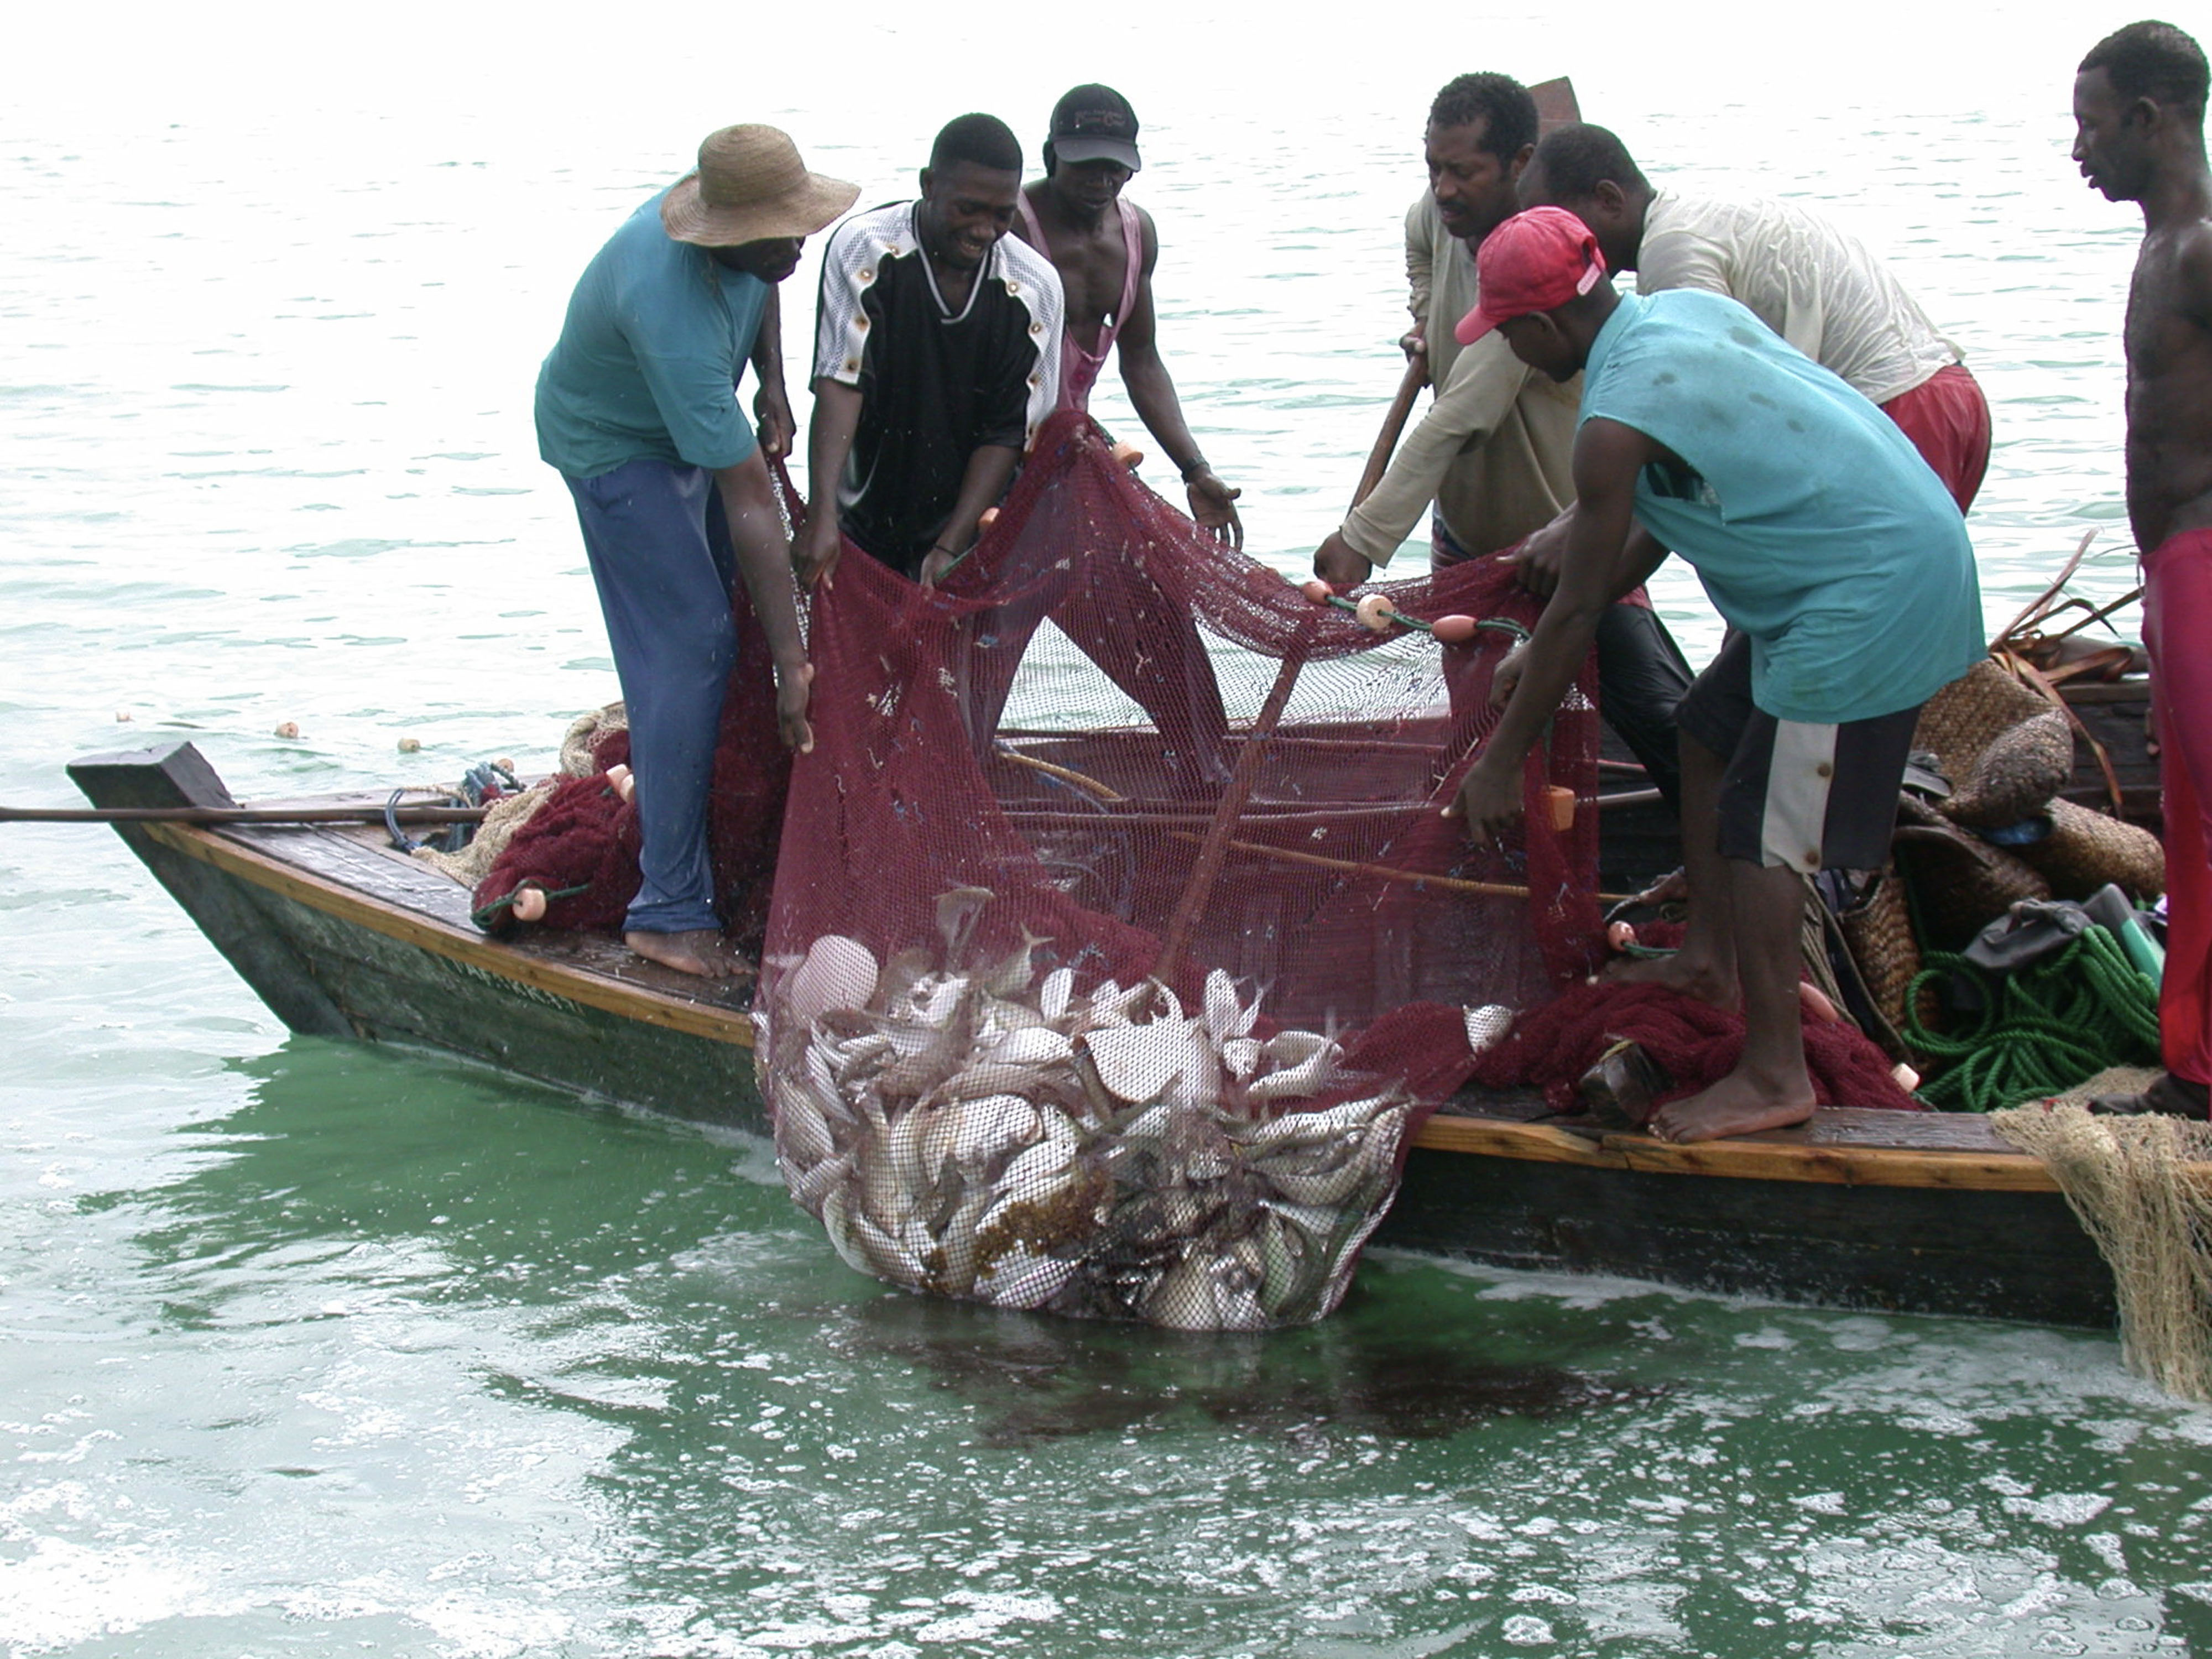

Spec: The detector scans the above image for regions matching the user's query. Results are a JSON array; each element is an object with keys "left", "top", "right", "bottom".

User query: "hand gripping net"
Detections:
[{"left": 758, "top": 411, "right": 1600, "bottom": 1329}]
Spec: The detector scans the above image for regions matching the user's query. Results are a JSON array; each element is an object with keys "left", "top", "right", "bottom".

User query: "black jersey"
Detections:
[{"left": 813, "top": 202, "right": 1063, "bottom": 576}]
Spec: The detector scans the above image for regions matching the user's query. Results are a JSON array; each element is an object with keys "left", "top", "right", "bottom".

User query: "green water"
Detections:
[
  {"left": 6, "top": 1, "right": 2209, "bottom": 1652},
  {"left": 7, "top": 1037, "right": 2210, "bottom": 1654}
]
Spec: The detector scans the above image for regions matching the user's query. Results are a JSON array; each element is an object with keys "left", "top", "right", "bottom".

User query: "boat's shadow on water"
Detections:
[{"left": 833, "top": 1291, "right": 1655, "bottom": 1450}]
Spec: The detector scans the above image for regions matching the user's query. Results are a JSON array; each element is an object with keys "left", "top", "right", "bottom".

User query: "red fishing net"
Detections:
[
  {"left": 756, "top": 411, "right": 1602, "bottom": 1329},
  {"left": 471, "top": 566, "right": 792, "bottom": 949}
]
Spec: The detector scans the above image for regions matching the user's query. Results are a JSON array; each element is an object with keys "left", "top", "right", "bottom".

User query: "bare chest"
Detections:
[
  {"left": 1046, "top": 222, "right": 1133, "bottom": 330},
  {"left": 2123, "top": 243, "right": 2212, "bottom": 384}
]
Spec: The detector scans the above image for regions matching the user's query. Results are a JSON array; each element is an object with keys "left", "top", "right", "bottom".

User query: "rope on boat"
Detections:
[
  {"left": 1901, "top": 926, "right": 2162, "bottom": 1112},
  {"left": 470, "top": 880, "right": 591, "bottom": 929}
]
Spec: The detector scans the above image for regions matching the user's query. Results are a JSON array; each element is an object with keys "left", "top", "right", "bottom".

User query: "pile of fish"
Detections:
[{"left": 754, "top": 888, "right": 1419, "bottom": 1331}]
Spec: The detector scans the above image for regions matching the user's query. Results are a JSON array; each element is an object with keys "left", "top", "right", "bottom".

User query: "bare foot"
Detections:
[
  {"left": 1602, "top": 950, "right": 1738, "bottom": 1009},
  {"left": 1648, "top": 1070, "right": 1817, "bottom": 1143},
  {"left": 626, "top": 928, "right": 742, "bottom": 979}
]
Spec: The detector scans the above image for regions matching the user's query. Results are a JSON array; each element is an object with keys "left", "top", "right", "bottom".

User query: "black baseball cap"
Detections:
[{"left": 1048, "top": 84, "right": 1141, "bottom": 173}]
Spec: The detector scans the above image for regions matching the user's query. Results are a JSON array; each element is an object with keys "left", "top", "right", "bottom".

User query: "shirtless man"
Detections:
[
  {"left": 1011, "top": 85, "right": 1243, "bottom": 545},
  {"left": 2074, "top": 20, "right": 2212, "bottom": 1119},
  {"left": 1448, "top": 208, "right": 1981, "bottom": 1143}
]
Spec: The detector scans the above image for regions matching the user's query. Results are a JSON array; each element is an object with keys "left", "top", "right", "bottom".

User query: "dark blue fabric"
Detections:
[{"left": 564, "top": 458, "right": 738, "bottom": 935}]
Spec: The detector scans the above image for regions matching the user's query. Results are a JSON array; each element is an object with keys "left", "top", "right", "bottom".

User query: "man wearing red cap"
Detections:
[{"left": 1450, "top": 207, "right": 1983, "bottom": 1143}]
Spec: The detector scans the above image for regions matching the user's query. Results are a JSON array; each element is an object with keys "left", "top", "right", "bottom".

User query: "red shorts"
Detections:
[
  {"left": 1880, "top": 363, "right": 1991, "bottom": 512},
  {"left": 2145, "top": 526, "right": 2212, "bottom": 1089}
]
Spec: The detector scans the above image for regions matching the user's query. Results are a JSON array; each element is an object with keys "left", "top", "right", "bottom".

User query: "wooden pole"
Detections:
[
  {"left": 1152, "top": 640, "right": 1312, "bottom": 983},
  {"left": 1, "top": 804, "right": 489, "bottom": 827},
  {"left": 1165, "top": 829, "right": 1633, "bottom": 905},
  {"left": 1349, "top": 352, "right": 1430, "bottom": 512}
]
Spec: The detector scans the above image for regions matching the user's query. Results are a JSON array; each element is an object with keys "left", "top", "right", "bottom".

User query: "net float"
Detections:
[
  {"left": 978, "top": 508, "right": 999, "bottom": 532},
  {"left": 1353, "top": 593, "right": 1399, "bottom": 632},
  {"left": 1299, "top": 578, "right": 1332, "bottom": 603},
  {"left": 1431, "top": 614, "right": 1479, "bottom": 644},
  {"left": 510, "top": 884, "right": 548, "bottom": 923},
  {"left": 1546, "top": 784, "right": 1576, "bottom": 831},
  {"left": 1111, "top": 441, "right": 1144, "bottom": 469},
  {"left": 1605, "top": 919, "right": 1637, "bottom": 953},
  {"left": 273, "top": 721, "right": 299, "bottom": 740},
  {"left": 114, "top": 710, "right": 132, "bottom": 722},
  {"left": 493, "top": 757, "right": 514, "bottom": 773},
  {"left": 1798, "top": 982, "right": 1842, "bottom": 1024},
  {"left": 398, "top": 737, "right": 421, "bottom": 753},
  {"left": 605, "top": 763, "right": 635, "bottom": 803}
]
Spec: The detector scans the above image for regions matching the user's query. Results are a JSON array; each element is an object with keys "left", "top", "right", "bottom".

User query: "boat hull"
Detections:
[{"left": 71, "top": 740, "right": 2125, "bottom": 1329}]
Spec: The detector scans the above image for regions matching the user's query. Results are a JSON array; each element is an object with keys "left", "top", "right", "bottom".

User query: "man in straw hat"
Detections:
[
  {"left": 536, "top": 124, "right": 857, "bottom": 978},
  {"left": 1448, "top": 206, "right": 1983, "bottom": 1144},
  {"left": 2073, "top": 20, "right": 2212, "bottom": 1118}
]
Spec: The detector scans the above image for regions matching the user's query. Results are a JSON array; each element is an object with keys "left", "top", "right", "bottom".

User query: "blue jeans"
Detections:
[{"left": 563, "top": 458, "right": 738, "bottom": 935}]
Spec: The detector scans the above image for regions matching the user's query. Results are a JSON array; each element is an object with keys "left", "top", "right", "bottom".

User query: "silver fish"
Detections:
[
  {"left": 1037, "top": 966, "right": 1076, "bottom": 1023},
  {"left": 1464, "top": 1003, "right": 1515, "bottom": 1057},
  {"left": 935, "top": 885, "right": 995, "bottom": 963}
]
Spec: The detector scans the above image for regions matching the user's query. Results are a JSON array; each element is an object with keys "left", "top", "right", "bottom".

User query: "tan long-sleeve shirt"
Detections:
[{"left": 1340, "top": 195, "right": 1579, "bottom": 567}]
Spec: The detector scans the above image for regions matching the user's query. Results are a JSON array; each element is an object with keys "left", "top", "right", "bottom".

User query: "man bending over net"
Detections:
[{"left": 1449, "top": 208, "right": 1983, "bottom": 1143}]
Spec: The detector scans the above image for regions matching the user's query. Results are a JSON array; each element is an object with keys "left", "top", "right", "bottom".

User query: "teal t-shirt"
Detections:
[
  {"left": 1580, "top": 289, "right": 1984, "bottom": 724},
  {"left": 534, "top": 190, "right": 768, "bottom": 479}
]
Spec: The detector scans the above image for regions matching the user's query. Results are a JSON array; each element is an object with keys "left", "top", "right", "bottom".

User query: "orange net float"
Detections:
[
  {"left": 1110, "top": 441, "right": 1144, "bottom": 470},
  {"left": 1546, "top": 784, "right": 1577, "bottom": 832}
]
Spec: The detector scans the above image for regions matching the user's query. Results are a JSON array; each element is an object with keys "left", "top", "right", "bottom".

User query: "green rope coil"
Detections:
[{"left": 1900, "top": 924, "right": 2162, "bottom": 1112}]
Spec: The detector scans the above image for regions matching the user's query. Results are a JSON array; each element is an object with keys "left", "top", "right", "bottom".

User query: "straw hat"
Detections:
[{"left": 660, "top": 125, "right": 858, "bottom": 247}]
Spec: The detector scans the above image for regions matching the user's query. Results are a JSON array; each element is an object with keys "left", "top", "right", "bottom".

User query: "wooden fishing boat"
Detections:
[{"left": 65, "top": 690, "right": 2169, "bottom": 1332}]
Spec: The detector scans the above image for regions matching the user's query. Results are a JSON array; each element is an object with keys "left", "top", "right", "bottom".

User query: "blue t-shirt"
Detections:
[
  {"left": 534, "top": 190, "right": 769, "bottom": 479},
  {"left": 1580, "top": 289, "right": 1984, "bottom": 724}
]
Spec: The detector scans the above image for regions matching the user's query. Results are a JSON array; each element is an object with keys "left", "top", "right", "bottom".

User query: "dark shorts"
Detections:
[{"left": 1675, "top": 633, "right": 1919, "bottom": 873}]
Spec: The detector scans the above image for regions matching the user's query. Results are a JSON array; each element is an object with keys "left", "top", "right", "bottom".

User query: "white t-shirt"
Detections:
[{"left": 1638, "top": 192, "right": 1960, "bottom": 406}]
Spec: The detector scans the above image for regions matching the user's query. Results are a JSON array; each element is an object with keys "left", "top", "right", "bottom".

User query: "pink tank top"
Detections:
[{"left": 1015, "top": 194, "right": 1142, "bottom": 413}]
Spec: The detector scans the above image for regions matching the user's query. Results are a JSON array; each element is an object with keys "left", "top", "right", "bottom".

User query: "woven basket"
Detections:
[
  {"left": 1893, "top": 795, "right": 2052, "bottom": 950},
  {"left": 2017, "top": 797, "right": 2167, "bottom": 901},
  {"left": 1838, "top": 867, "right": 1930, "bottom": 1036},
  {"left": 1913, "top": 662, "right": 2073, "bottom": 830}
]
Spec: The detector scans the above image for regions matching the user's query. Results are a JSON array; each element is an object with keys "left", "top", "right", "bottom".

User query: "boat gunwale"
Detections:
[{"left": 127, "top": 815, "right": 2176, "bottom": 1198}]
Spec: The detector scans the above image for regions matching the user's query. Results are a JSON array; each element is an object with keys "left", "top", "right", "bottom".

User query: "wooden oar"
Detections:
[
  {"left": 1, "top": 804, "right": 489, "bottom": 826},
  {"left": 1528, "top": 76, "right": 1582, "bottom": 135},
  {"left": 1349, "top": 352, "right": 1431, "bottom": 511}
]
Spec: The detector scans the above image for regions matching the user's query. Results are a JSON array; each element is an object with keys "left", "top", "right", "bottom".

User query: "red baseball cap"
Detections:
[{"left": 1454, "top": 206, "right": 1609, "bottom": 344}]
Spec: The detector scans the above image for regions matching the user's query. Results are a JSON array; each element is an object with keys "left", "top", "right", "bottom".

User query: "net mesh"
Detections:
[
  {"left": 757, "top": 411, "right": 1599, "bottom": 1329},
  {"left": 1992, "top": 1104, "right": 2212, "bottom": 1402}
]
